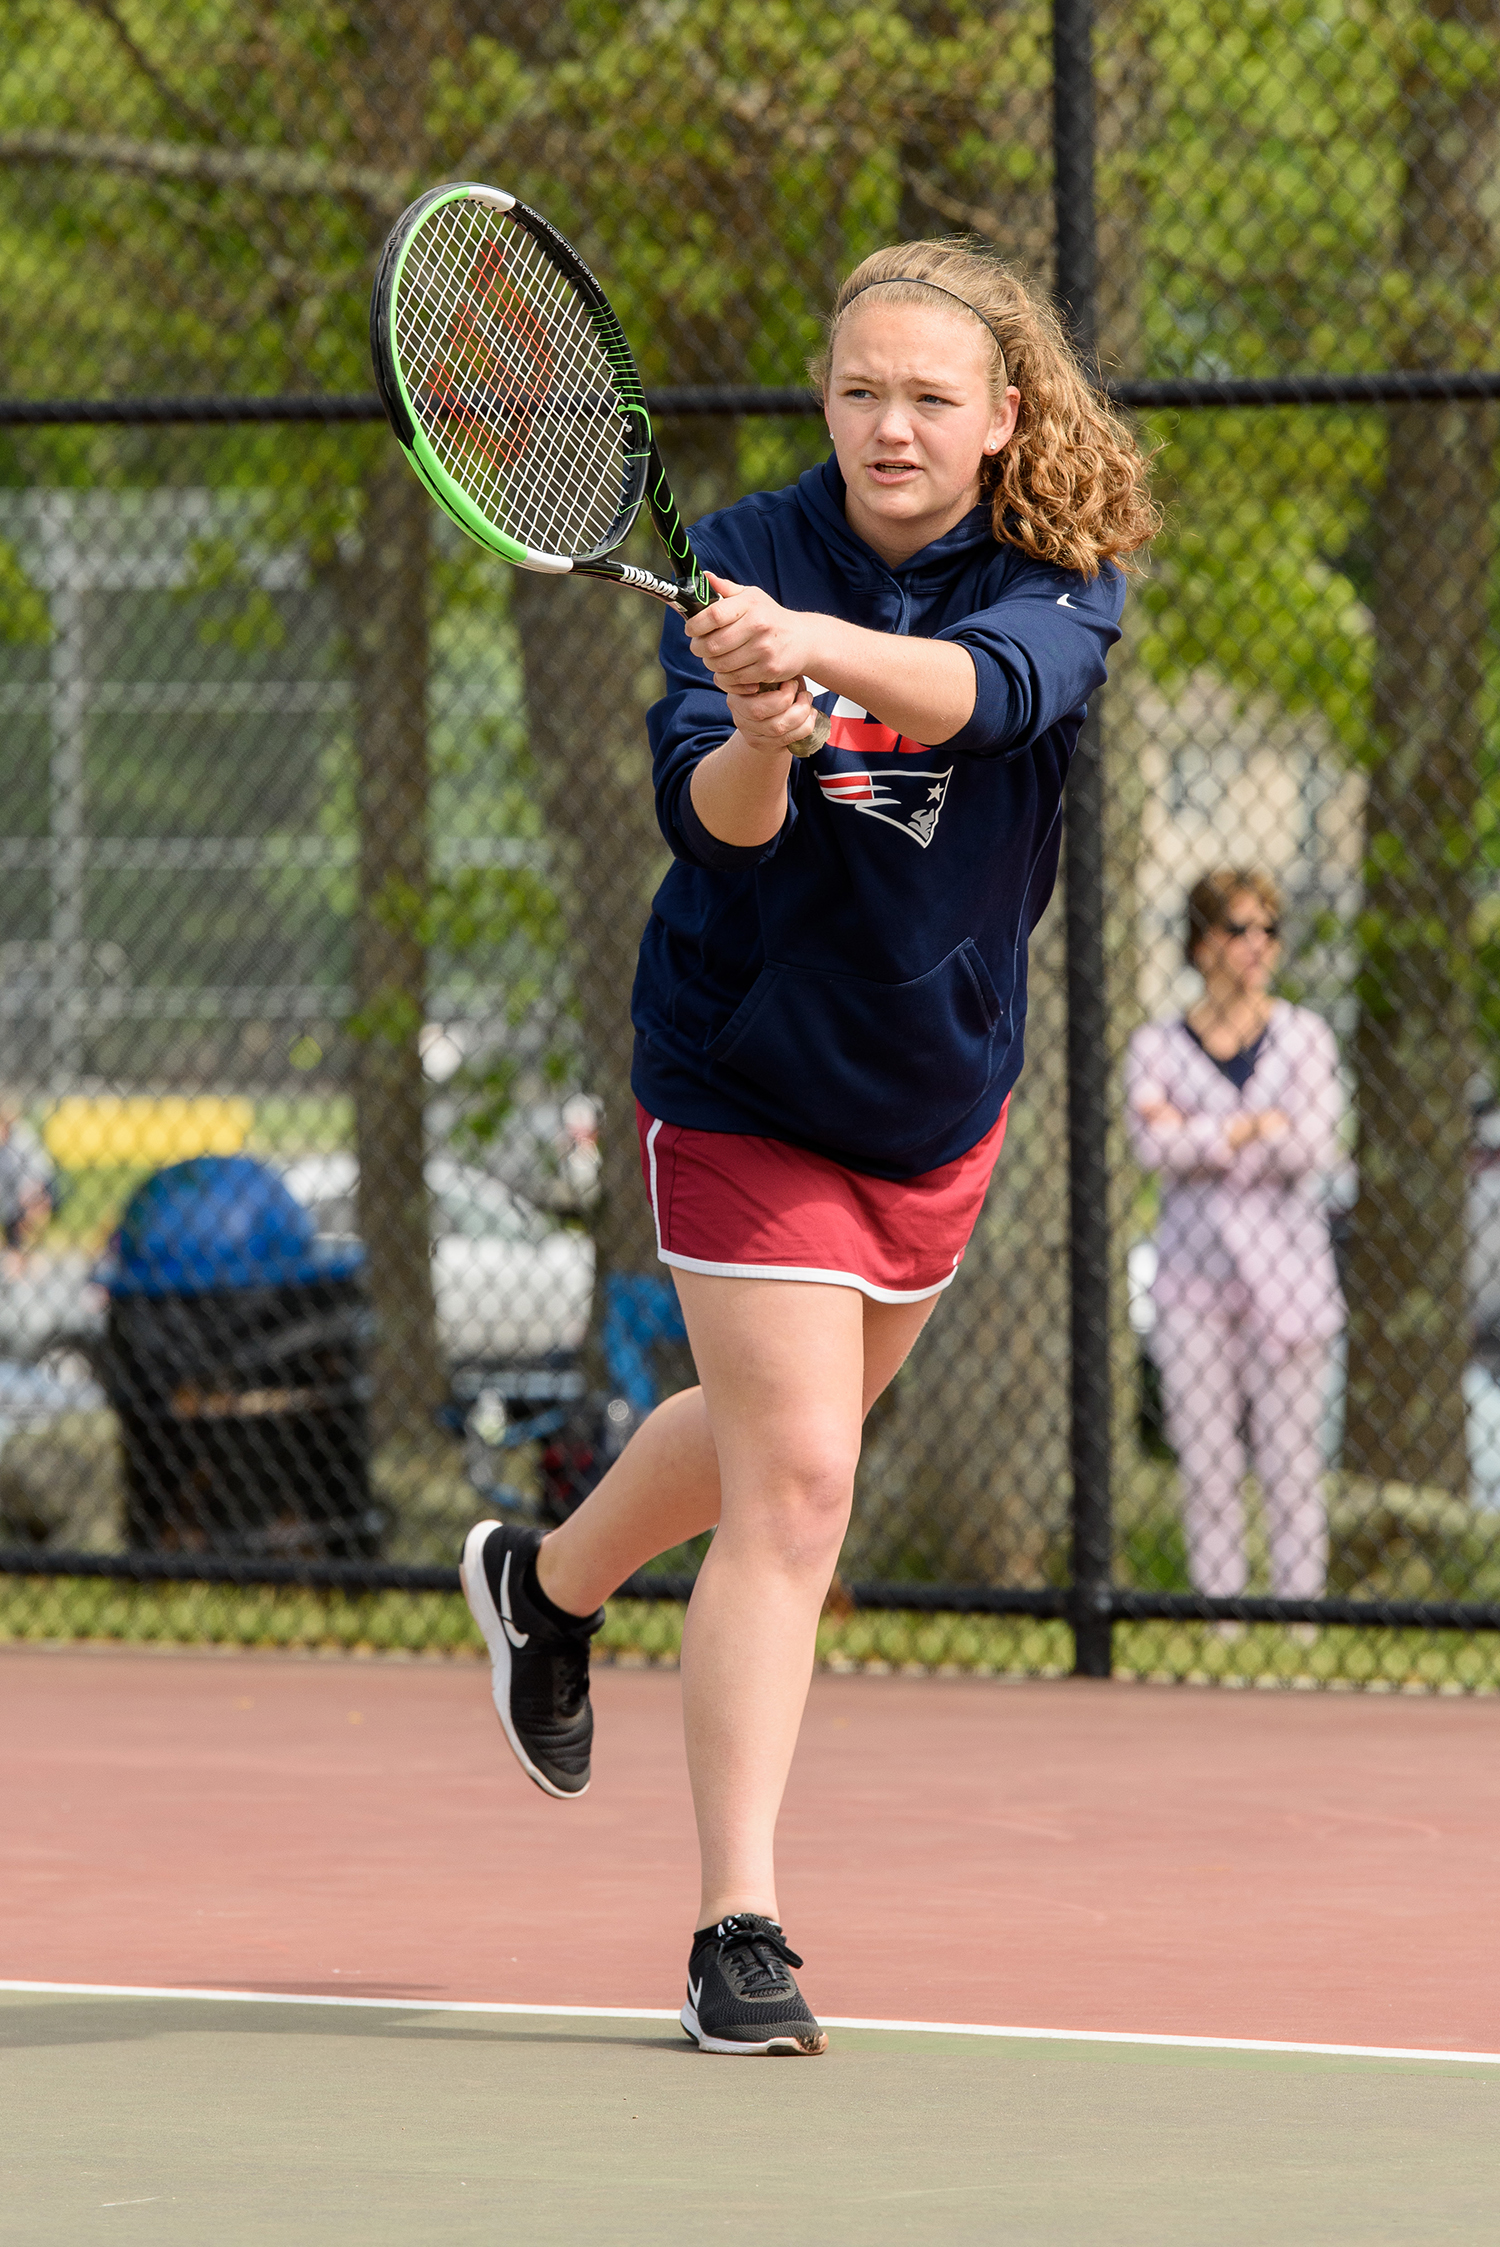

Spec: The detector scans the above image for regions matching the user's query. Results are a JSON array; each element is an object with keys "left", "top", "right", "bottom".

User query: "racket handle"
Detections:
[
  {"left": 675, "top": 573, "right": 828, "bottom": 755},
  {"left": 785, "top": 704, "right": 831, "bottom": 757},
  {"left": 751, "top": 679, "right": 828, "bottom": 758}
]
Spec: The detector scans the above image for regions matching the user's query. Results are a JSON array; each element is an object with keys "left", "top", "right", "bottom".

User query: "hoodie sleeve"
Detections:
[
  {"left": 933, "top": 558, "right": 1125, "bottom": 759},
  {"left": 1126, "top": 1024, "right": 1241, "bottom": 1176},
  {"left": 1230, "top": 1011, "right": 1345, "bottom": 1186},
  {"left": 644, "top": 525, "right": 798, "bottom": 872}
]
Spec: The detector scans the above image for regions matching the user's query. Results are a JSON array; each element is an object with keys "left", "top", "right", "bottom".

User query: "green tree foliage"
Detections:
[{"left": 4, "top": 1, "right": 1497, "bottom": 1499}]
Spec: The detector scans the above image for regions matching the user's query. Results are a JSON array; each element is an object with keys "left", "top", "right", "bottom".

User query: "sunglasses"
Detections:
[{"left": 1223, "top": 917, "right": 1280, "bottom": 940}]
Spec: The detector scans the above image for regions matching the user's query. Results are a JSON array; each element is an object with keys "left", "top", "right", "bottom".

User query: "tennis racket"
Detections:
[{"left": 369, "top": 182, "right": 828, "bottom": 755}]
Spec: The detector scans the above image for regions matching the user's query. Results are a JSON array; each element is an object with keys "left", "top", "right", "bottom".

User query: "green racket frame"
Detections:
[
  {"left": 371, "top": 181, "right": 827, "bottom": 751},
  {"left": 370, "top": 182, "right": 712, "bottom": 618}
]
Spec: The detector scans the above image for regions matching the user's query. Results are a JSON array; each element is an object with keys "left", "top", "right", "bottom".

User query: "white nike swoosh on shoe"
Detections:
[
  {"left": 688, "top": 1975, "right": 702, "bottom": 2007},
  {"left": 499, "top": 1549, "right": 529, "bottom": 1648}
]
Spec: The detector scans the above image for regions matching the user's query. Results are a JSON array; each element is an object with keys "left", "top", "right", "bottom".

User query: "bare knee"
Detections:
[{"left": 719, "top": 1440, "right": 859, "bottom": 1574}]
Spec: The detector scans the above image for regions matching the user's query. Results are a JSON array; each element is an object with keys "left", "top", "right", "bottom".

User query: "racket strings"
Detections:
[
  {"left": 404, "top": 207, "right": 613, "bottom": 551},
  {"left": 397, "top": 202, "right": 633, "bottom": 560},
  {"left": 406, "top": 210, "right": 616, "bottom": 554}
]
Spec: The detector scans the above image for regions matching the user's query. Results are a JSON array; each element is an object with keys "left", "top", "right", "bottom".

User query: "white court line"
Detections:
[{"left": 3, "top": 1981, "right": 1497, "bottom": 2067}]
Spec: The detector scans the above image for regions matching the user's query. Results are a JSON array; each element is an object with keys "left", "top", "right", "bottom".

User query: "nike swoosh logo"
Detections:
[
  {"left": 499, "top": 1550, "right": 529, "bottom": 1648},
  {"left": 1056, "top": 593, "right": 1077, "bottom": 607},
  {"left": 688, "top": 1975, "right": 702, "bottom": 2007}
]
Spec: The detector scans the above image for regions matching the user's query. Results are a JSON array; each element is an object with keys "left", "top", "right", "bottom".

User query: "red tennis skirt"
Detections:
[{"left": 637, "top": 1101, "right": 1008, "bottom": 1305}]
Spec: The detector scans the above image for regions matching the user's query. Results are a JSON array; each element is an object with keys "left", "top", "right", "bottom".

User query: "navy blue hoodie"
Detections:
[{"left": 629, "top": 457, "right": 1124, "bottom": 1179}]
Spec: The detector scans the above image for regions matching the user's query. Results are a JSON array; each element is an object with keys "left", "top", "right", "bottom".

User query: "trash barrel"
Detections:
[{"left": 102, "top": 1156, "right": 378, "bottom": 1561}]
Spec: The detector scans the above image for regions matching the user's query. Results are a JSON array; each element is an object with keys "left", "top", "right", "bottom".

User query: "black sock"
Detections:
[{"left": 522, "top": 1545, "right": 597, "bottom": 1631}]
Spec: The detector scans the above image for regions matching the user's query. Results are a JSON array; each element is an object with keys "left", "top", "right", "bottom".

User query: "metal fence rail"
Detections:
[{"left": 12, "top": 370, "right": 1500, "bottom": 424}]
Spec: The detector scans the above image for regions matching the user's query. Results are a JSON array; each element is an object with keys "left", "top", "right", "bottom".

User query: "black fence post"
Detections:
[
  {"left": 1052, "top": 0, "right": 1098, "bottom": 357},
  {"left": 1062, "top": 711, "right": 1114, "bottom": 1678},
  {"left": 1053, "top": 0, "right": 1114, "bottom": 1679}
]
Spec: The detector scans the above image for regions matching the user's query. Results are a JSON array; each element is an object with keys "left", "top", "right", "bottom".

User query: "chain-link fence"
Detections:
[{"left": 2, "top": 1, "right": 1499, "bottom": 1688}]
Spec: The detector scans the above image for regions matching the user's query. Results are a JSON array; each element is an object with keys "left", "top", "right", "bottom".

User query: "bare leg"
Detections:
[
  {"left": 536, "top": 1386, "right": 722, "bottom": 1618},
  {"left": 537, "top": 1288, "right": 936, "bottom": 1623},
  {"left": 673, "top": 1274, "right": 937, "bottom": 1928},
  {"left": 538, "top": 1271, "right": 938, "bottom": 1923}
]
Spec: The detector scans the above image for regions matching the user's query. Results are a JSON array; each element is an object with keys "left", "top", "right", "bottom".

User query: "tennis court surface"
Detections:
[{"left": 5, "top": 1645, "right": 1497, "bottom": 2242}]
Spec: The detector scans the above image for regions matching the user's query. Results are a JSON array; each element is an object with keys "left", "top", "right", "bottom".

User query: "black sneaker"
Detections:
[
  {"left": 460, "top": 1520, "right": 602, "bottom": 1799},
  {"left": 680, "top": 1915, "right": 828, "bottom": 2055}
]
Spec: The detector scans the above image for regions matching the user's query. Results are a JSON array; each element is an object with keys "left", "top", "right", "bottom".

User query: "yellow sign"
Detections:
[{"left": 43, "top": 1096, "right": 254, "bottom": 1170}]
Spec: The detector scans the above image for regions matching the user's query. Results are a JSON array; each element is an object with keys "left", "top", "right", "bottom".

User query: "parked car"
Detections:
[
  {"left": 275, "top": 1153, "right": 593, "bottom": 1364},
  {"left": 1467, "top": 1113, "right": 1500, "bottom": 1340},
  {"left": 0, "top": 1251, "right": 106, "bottom": 1367}
]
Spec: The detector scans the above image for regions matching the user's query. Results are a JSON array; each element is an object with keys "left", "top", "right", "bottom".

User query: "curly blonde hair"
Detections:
[{"left": 808, "top": 240, "right": 1159, "bottom": 580}]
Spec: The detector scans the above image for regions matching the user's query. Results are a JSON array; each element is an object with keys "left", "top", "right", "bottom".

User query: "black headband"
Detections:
[{"left": 837, "top": 276, "right": 1008, "bottom": 373}]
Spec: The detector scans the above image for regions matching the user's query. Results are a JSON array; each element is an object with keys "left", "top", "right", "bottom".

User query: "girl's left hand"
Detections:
[
  {"left": 726, "top": 678, "right": 822, "bottom": 755},
  {"left": 685, "top": 573, "right": 816, "bottom": 691}
]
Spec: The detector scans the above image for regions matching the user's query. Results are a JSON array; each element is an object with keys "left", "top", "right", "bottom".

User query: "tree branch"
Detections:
[
  {"left": 76, "top": 0, "right": 223, "bottom": 143},
  {"left": 897, "top": 161, "right": 1007, "bottom": 242},
  {"left": 0, "top": 128, "right": 407, "bottom": 212}
]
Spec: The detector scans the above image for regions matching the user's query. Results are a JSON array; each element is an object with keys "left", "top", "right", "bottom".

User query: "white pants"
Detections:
[{"left": 1154, "top": 1306, "right": 1334, "bottom": 1599}]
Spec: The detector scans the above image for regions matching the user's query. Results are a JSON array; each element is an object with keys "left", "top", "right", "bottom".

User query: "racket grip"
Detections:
[
  {"left": 757, "top": 678, "right": 828, "bottom": 758},
  {"left": 787, "top": 708, "right": 831, "bottom": 758}
]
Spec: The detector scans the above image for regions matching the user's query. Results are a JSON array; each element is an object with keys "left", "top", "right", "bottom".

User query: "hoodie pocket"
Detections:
[{"left": 706, "top": 939, "right": 1006, "bottom": 1166}]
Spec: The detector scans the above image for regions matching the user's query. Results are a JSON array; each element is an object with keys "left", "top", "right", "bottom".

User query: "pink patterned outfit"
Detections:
[{"left": 1126, "top": 1002, "right": 1346, "bottom": 1598}]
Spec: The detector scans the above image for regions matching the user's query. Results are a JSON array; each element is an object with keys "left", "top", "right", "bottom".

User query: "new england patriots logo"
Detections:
[
  {"left": 817, "top": 764, "right": 953, "bottom": 847},
  {"left": 805, "top": 688, "right": 953, "bottom": 848}
]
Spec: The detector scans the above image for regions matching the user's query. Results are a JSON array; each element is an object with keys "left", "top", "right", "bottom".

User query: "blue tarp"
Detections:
[
  {"left": 601, "top": 1272, "right": 688, "bottom": 1415},
  {"left": 103, "top": 1156, "right": 364, "bottom": 1299}
]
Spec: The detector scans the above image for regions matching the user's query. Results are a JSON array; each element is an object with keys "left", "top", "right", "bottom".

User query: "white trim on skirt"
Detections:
[
  {"left": 645, "top": 1117, "right": 959, "bottom": 1305},
  {"left": 655, "top": 1246, "right": 958, "bottom": 1304}
]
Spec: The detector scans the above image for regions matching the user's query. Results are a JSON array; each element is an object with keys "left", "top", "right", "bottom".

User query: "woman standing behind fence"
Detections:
[
  {"left": 462, "top": 239, "right": 1156, "bottom": 2054},
  {"left": 1127, "top": 870, "right": 1345, "bottom": 1606}
]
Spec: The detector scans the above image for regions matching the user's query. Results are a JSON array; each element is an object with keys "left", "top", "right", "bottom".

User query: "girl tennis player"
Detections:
[{"left": 462, "top": 239, "right": 1157, "bottom": 2054}]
